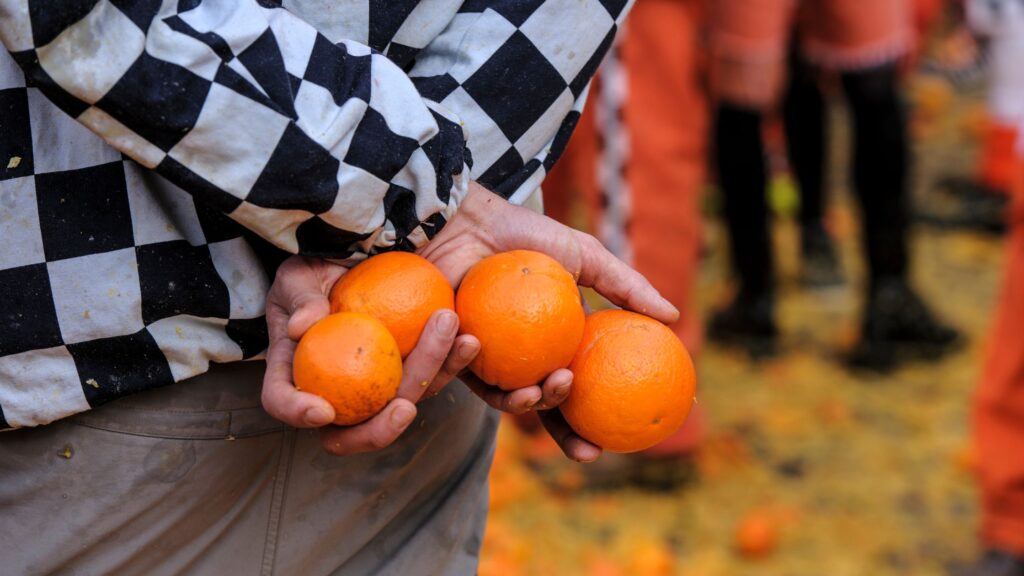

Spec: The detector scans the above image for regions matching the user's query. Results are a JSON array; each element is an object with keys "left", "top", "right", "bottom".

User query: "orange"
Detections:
[
  {"left": 456, "top": 250, "right": 585, "bottom": 390},
  {"left": 626, "top": 540, "right": 675, "bottom": 576},
  {"left": 734, "top": 511, "right": 779, "bottom": 559},
  {"left": 292, "top": 312, "right": 402, "bottom": 426},
  {"left": 560, "top": 309, "right": 696, "bottom": 453},
  {"left": 329, "top": 251, "right": 454, "bottom": 358}
]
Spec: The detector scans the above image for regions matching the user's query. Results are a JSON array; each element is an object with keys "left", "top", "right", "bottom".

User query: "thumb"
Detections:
[{"left": 287, "top": 294, "right": 332, "bottom": 341}]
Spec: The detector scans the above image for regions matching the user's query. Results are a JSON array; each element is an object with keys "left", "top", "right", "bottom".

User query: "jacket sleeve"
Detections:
[
  {"left": 0, "top": 0, "right": 470, "bottom": 258},
  {"left": 405, "top": 0, "right": 634, "bottom": 205}
]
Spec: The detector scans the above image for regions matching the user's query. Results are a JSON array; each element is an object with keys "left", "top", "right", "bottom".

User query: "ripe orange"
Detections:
[
  {"left": 456, "top": 250, "right": 585, "bottom": 390},
  {"left": 292, "top": 312, "right": 402, "bottom": 426},
  {"left": 329, "top": 251, "right": 454, "bottom": 358},
  {"left": 560, "top": 309, "right": 696, "bottom": 453}
]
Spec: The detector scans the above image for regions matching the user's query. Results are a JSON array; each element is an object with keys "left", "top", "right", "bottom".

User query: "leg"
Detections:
[
  {"left": 707, "top": 102, "right": 779, "bottom": 355},
  {"left": 784, "top": 52, "right": 828, "bottom": 234},
  {"left": 619, "top": 0, "right": 708, "bottom": 455},
  {"left": 841, "top": 64, "right": 959, "bottom": 370},
  {"left": 783, "top": 50, "right": 845, "bottom": 287},
  {"left": 715, "top": 103, "right": 773, "bottom": 302},
  {"left": 706, "top": 0, "right": 795, "bottom": 355},
  {"left": 922, "top": 0, "right": 1020, "bottom": 234},
  {"left": 620, "top": 0, "right": 706, "bottom": 353},
  {"left": 974, "top": 171, "right": 1024, "bottom": 558},
  {"left": 841, "top": 64, "right": 910, "bottom": 287}
]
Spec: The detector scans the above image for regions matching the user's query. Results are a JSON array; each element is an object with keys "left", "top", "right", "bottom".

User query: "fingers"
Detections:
[
  {"left": 538, "top": 409, "right": 602, "bottom": 463},
  {"left": 313, "top": 311, "right": 465, "bottom": 457},
  {"left": 262, "top": 256, "right": 348, "bottom": 429},
  {"left": 261, "top": 335, "right": 336, "bottom": 428},
  {"left": 534, "top": 369, "right": 572, "bottom": 410},
  {"left": 397, "top": 310, "right": 460, "bottom": 402},
  {"left": 287, "top": 296, "right": 333, "bottom": 342},
  {"left": 573, "top": 232, "right": 680, "bottom": 324},
  {"left": 424, "top": 334, "right": 480, "bottom": 398},
  {"left": 462, "top": 373, "right": 543, "bottom": 415},
  {"left": 268, "top": 256, "right": 347, "bottom": 341},
  {"left": 319, "top": 399, "right": 418, "bottom": 456}
]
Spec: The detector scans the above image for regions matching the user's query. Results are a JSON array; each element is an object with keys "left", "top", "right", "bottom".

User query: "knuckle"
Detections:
[
  {"left": 260, "top": 390, "right": 283, "bottom": 419},
  {"left": 502, "top": 396, "right": 522, "bottom": 414},
  {"left": 429, "top": 372, "right": 453, "bottom": 393},
  {"left": 580, "top": 233, "right": 605, "bottom": 254},
  {"left": 368, "top": 431, "right": 393, "bottom": 451},
  {"left": 420, "top": 342, "right": 449, "bottom": 366},
  {"left": 273, "top": 259, "right": 296, "bottom": 284}
]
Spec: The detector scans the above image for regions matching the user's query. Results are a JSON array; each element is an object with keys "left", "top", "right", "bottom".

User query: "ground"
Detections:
[{"left": 480, "top": 79, "right": 1006, "bottom": 575}]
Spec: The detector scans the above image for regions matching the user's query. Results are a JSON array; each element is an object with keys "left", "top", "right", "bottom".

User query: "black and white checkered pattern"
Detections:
[
  {"left": 0, "top": 0, "right": 629, "bottom": 428},
  {"left": 0, "top": 74, "right": 270, "bottom": 427}
]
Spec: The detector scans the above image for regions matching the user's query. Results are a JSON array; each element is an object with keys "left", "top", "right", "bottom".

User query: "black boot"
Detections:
[
  {"left": 917, "top": 176, "right": 1009, "bottom": 234},
  {"left": 848, "top": 278, "right": 962, "bottom": 371},
  {"left": 707, "top": 292, "right": 778, "bottom": 359},
  {"left": 953, "top": 549, "right": 1024, "bottom": 576},
  {"left": 800, "top": 223, "right": 844, "bottom": 288}
]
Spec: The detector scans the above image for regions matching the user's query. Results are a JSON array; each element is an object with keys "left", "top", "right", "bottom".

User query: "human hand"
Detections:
[
  {"left": 419, "top": 183, "right": 676, "bottom": 462},
  {"left": 420, "top": 182, "right": 678, "bottom": 323},
  {"left": 261, "top": 256, "right": 477, "bottom": 455}
]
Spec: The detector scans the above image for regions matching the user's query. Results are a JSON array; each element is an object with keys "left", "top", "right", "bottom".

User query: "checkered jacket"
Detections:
[{"left": 0, "top": 0, "right": 631, "bottom": 428}]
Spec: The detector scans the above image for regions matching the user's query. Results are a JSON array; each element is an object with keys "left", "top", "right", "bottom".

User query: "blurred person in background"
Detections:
[
  {"left": 542, "top": 0, "right": 709, "bottom": 484},
  {"left": 778, "top": 0, "right": 943, "bottom": 288},
  {"left": 964, "top": 121, "right": 1024, "bottom": 576},
  {"left": 928, "top": 0, "right": 1024, "bottom": 234},
  {"left": 962, "top": 2, "right": 1024, "bottom": 573},
  {"left": 707, "top": 0, "right": 961, "bottom": 370}
]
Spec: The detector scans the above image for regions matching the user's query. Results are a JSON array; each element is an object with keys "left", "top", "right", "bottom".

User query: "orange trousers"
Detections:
[
  {"left": 543, "top": 0, "right": 708, "bottom": 454},
  {"left": 977, "top": 122, "right": 1020, "bottom": 194},
  {"left": 974, "top": 162, "right": 1024, "bottom": 554}
]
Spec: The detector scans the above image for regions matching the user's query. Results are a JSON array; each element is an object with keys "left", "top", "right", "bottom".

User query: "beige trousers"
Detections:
[{"left": 0, "top": 361, "right": 497, "bottom": 575}]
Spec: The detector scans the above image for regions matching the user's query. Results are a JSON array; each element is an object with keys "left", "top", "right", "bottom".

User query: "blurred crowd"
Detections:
[{"left": 537, "top": 1, "right": 1024, "bottom": 574}]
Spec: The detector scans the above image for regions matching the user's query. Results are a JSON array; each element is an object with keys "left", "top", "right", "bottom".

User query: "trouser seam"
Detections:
[
  {"left": 70, "top": 421, "right": 284, "bottom": 440},
  {"left": 261, "top": 428, "right": 295, "bottom": 576}
]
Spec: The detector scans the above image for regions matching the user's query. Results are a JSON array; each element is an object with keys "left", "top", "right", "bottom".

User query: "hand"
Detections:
[
  {"left": 462, "top": 368, "right": 601, "bottom": 462},
  {"left": 419, "top": 183, "right": 675, "bottom": 462},
  {"left": 261, "top": 256, "right": 477, "bottom": 456},
  {"left": 420, "top": 182, "right": 679, "bottom": 324}
]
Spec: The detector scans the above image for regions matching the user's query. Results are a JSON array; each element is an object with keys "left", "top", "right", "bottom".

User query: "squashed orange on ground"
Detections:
[{"left": 735, "top": 511, "right": 779, "bottom": 559}]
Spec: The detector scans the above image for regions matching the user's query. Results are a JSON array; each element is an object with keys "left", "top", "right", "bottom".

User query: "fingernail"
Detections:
[
  {"left": 304, "top": 406, "right": 332, "bottom": 427},
  {"left": 436, "top": 311, "right": 457, "bottom": 337},
  {"left": 391, "top": 405, "right": 415, "bottom": 429},
  {"left": 525, "top": 397, "right": 539, "bottom": 410},
  {"left": 554, "top": 381, "right": 571, "bottom": 398},
  {"left": 458, "top": 341, "right": 478, "bottom": 360}
]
